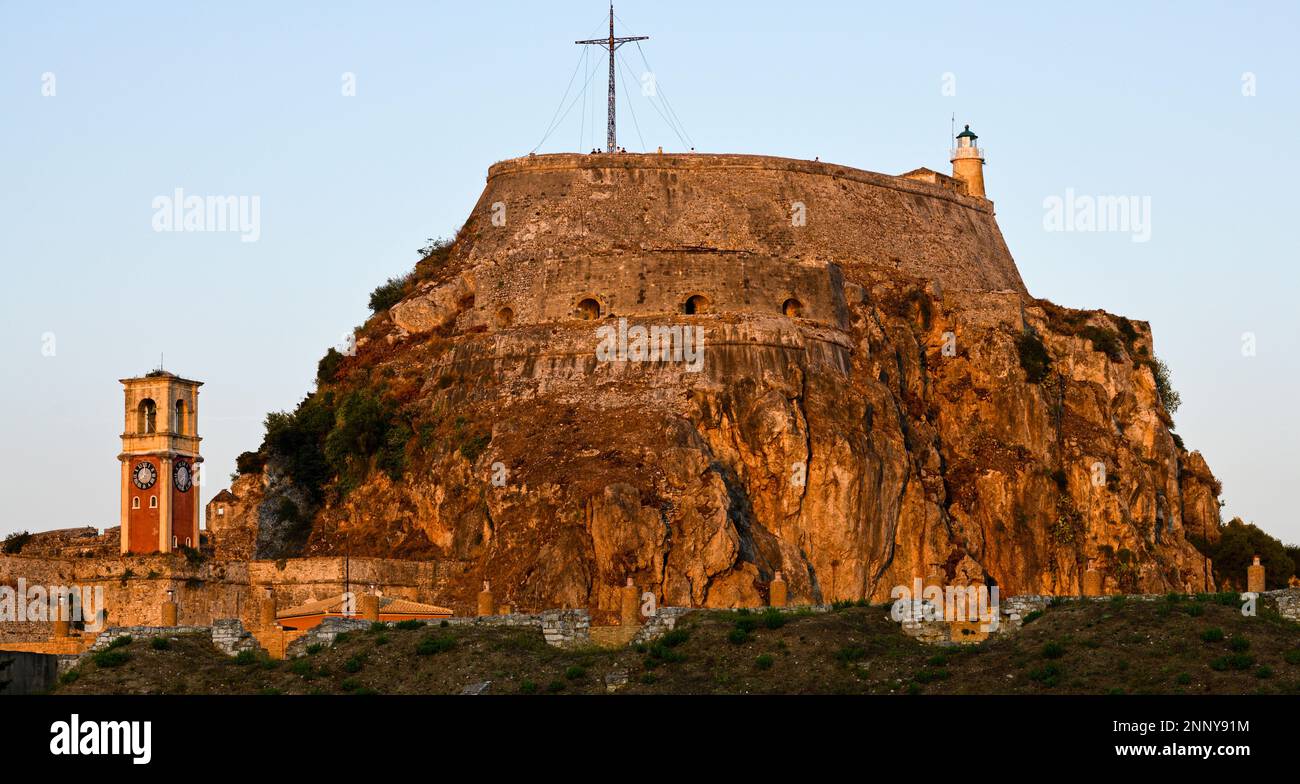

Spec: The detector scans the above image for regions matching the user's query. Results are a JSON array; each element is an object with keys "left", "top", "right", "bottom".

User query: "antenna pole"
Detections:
[{"left": 577, "top": 5, "right": 648, "bottom": 153}]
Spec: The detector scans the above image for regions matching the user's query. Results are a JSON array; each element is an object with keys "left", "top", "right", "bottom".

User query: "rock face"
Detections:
[{"left": 225, "top": 152, "right": 1220, "bottom": 613}]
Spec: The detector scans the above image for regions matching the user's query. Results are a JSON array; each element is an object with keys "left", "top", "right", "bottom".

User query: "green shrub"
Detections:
[
  {"left": 290, "top": 658, "right": 314, "bottom": 677},
  {"left": 93, "top": 649, "right": 131, "bottom": 668},
  {"left": 150, "top": 637, "right": 171, "bottom": 651},
  {"left": 1028, "top": 662, "right": 1062, "bottom": 687},
  {"left": 1042, "top": 642, "right": 1066, "bottom": 659},
  {"left": 342, "top": 656, "right": 364, "bottom": 674},
  {"left": 1147, "top": 357, "right": 1181, "bottom": 414},
  {"left": 914, "top": 668, "right": 950, "bottom": 684},
  {"left": 1200, "top": 628, "right": 1225, "bottom": 643},
  {"left": 2, "top": 530, "right": 32, "bottom": 554},
  {"left": 368, "top": 274, "right": 411, "bottom": 314},
  {"left": 340, "top": 677, "right": 362, "bottom": 692},
  {"left": 835, "top": 645, "right": 867, "bottom": 663},
  {"left": 1016, "top": 331, "right": 1052, "bottom": 384},
  {"left": 458, "top": 432, "right": 492, "bottom": 463},
  {"left": 755, "top": 654, "right": 775, "bottom": 670},
  {"left": 108, "top": 635, "right": 133, "bottom": 649},
  {"left": 761, "top": 609, "right": 787, "bottom": 629},
  {"left": 1182, "top": 603, "right": 1204, "bottom": 617},
  {"left": 1175, "top": 672, "right": 1192, "bottom": 686},
  {"left": 416, "top": 635, "right": 455, "bottom": 656},
  {"left": 259, "top": 688, "right": 282, "bottom": 696},
  {"left": 1284, "top": 650, "right": 1300, "bottom": 666},
  {"left": 1228, "top": 636, "right": 1251, "bottom": 653},
  {"left": 1256, "top": 666, "right": 1274, "bottom": 680},
  {"left": 235, "top": 450, "right": 266, "bottom": 475},
  {"left": 394, "top": 619, "right": 424, "bottom": 630},
  {"left": 1189, "top": 518, "right": 1295, "bottom": 591},
  {"left": 233, "top": 649, "right": 259, "bottom": 666},
  {"left": 1078, "top": 325, "right": 1124, "bottom": 362},
  {"left": 59, "top": 669, "right": 80, "bottom": 685},
  {"left": 316, "top": 348, "right": 345, "bottom": 386},
  {"left": 639, "top": 673, "right": 658, "bottom": 685},
  {"left": 659, "top": 628, "right": 689, "bottom": 648},
  {"left": 547, "top": 680, "right": 566, "bottom": 693},
  {"left": 727, "top": 628, "right": 751, "bottom": 645},
  {"left": 734, "top": 616, "right": 758, "bottom": 634},
  {"left": 564, "top": 665, "right": 586, "bottom": 680},
  {"left": 1022, "top": 610, "right": 1044, "bottom": 625},
  {"left": 306, "top": 643, "right": 324, "bottom": 655}
]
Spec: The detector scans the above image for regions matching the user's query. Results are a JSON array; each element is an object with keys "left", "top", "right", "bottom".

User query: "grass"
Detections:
[{"left": 51, "top": 599, "right": 1300, "bottom": 696}]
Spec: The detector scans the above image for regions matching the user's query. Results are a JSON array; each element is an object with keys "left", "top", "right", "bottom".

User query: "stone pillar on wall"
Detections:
[
  {"left": 1247, "top": 556, "right": 1266, "bottom": 593},
  {"left": 1083, "top": 561, "right": 1103, "bottom": 597},
  {"left": 620, "top": 578, "right": 640, "bottom": 626},
  {"left": 359, "top": 593, "right": 380, "bottom": 622},
  {"left": 770, "top": 571, "right": 788, "bottom": 608},
  {"left": 477, "top": 581, "right": 494, "bottom": 617},
  {"left": 53, "top": 593, "right": 71, "bottom": 638},
  {"left": 161, "top": 589, "right": 178, "bottom": 627},
  {"left": 259, "top": 588, "right": 277, "bottom": 629}
]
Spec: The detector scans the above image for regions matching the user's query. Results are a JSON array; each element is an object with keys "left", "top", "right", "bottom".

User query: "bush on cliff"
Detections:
[
  {"left": 1078, "top": 325, "right": 1125, "bottom": 362},
  {"left": 2, "top": 530, "right": 32, "bottom": 554},
  {"left": 317, "top": 348, "right": 346, "bottom": 386},
  {"left": 1146, "top": 357, "right": 1182, "bottom": 415},
  {"left": 235, "top": 450, "right": 266, "bottom": 475},
  {"left": 1016, "top": 331, "right": 1052, "bottom": 384},
  {"left": 368, "top": 274, "right": 412, "bottom": 314}
]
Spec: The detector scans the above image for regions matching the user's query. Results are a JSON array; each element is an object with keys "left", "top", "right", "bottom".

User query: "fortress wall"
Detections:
[
  {"left": 465, "top": 153, "right": 1026, "bottom": 295},
  {"left": 469, "top": 253, "right": 846, "bottom": 328},
  {"left": 430, "top": 317, "right": 852, "bottom": 406},
  {"left": 0, "top": 554, "right": 447, "bottom": 642}
]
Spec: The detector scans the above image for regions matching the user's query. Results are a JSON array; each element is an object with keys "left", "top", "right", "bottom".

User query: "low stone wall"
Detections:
[
  {"left": 282, "top": 609, "right": 594, "bottom": 657},
  {"left": 89, "top": 625, "right": 209, "bottom": 651}
]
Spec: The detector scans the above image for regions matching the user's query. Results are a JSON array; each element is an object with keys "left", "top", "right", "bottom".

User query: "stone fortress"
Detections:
[{"left": 3, "top": 126, "right": 1291, "bottom": 680}]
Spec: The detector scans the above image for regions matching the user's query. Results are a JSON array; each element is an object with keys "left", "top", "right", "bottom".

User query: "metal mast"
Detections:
[{"left": 576, "top": 5, "right": 647, "bottom": 153}]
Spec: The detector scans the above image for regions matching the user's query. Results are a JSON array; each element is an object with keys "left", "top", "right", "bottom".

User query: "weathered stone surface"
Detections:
[{"left": 220, "top": 152, "right": 1221, "bottom": 612}]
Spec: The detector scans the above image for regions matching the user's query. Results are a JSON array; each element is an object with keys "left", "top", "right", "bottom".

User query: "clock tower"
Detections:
[{"left": 119, "top": 371, "right": 203, "bottom": 555}]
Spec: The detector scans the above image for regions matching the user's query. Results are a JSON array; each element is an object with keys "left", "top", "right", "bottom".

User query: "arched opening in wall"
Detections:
[
  {"left": 683, "top": 294, "right": 710, "bottom": 315},
  {"left": 575, "top": 298, "right": 601, "bottom": 320},
  {"left": 138, "top": 399, "right": 157, "bottom": 434},
  {"left": 174, "top": 400, "right": 186, "bottom": 434},
  {"left": 495, "top": 307, "right": 514, "bottom": 328},
  {"left": 782, "top": 298, "right": 804, "bottom": 318}
]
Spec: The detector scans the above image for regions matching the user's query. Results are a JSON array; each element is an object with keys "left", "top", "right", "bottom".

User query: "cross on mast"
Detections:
[{"left": 576, "top": 5, "right": 648, "bottom": 153}]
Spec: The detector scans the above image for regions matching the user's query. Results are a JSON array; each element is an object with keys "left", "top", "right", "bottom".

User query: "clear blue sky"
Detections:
[{"left": 1, "top": 1, "right": 1296, "bottom": 544}]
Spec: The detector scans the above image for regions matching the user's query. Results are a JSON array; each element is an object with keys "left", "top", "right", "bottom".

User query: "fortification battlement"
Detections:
[
  {"left": 488, "top": 152, "right": 994, "bottom": 212},
  {"left": 467, "top": 151, "right": 1027, "bottom": 295}
]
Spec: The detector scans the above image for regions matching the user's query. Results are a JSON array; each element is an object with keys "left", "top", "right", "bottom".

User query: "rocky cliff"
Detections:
[{"left": 225, "top": 152, "right": 1220, "bottom": 615}]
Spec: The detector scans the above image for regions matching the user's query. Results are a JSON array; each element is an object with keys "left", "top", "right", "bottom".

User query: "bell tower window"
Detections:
[
  {"left": 174, "top": 400, "right": 187, "bottom": 434},
  {"left": 138, "top": 399, "right": 157, "bottom": 434}
]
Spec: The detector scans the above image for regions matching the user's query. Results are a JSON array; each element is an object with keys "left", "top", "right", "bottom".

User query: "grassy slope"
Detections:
[{"left": 55, "top": 596, "right": 1300, "bottom": 696}]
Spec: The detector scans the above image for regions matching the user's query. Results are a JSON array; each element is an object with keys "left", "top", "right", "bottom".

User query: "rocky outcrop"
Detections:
[{"left": 222, "top": 152, "right": 1221, "bottom": 613}]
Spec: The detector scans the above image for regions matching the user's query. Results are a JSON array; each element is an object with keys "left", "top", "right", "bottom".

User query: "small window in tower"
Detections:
[
  {"left": 495, "top": 306, "right": 514, "bottom": 328},
  {"left": 575, "top": 298, "right": 601, "bottom": 321},
  {"left": 684, "top": 295, "right": 710, "bottom": 315},
  {"left": 217, "top": 506, "right": 225, "bottom": 516},
  {"left": 174, "top": 400, "right": 186, "bottom": 434},
  {"left": 782, "top": 298, "right": 804, "bottom": 318},
  {"left": 185, "top": 537, "right": 192, "bottom": 548},
  {"left": 138, "top": 399, "right": 157, "bottom": 434},
  {"left": 173, "top": 536, "right": 178, "bottom": 548},
  {"left": 150, "top": 496, "right": 158, "bottom": 509},
  {"left": 132, "top": 497, "right": 141, "bottom": 509}
]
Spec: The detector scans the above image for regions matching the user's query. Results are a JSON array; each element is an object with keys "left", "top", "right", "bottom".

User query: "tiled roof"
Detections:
[{"left": 276, "top": 593, "right": 453, "bottom": 620}]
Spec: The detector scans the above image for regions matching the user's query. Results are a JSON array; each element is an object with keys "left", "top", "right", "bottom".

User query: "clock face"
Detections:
[
  {"left": 174, "top": 460, "right": 193, "bottom": 492},
  {"left": 133, "top": 461, "right": 157, "bottom": 490}
]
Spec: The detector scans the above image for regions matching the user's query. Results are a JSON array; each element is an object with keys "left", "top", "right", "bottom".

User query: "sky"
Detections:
[{"left": 1, "top": 1, "right": 1296, "bottom": 544}]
